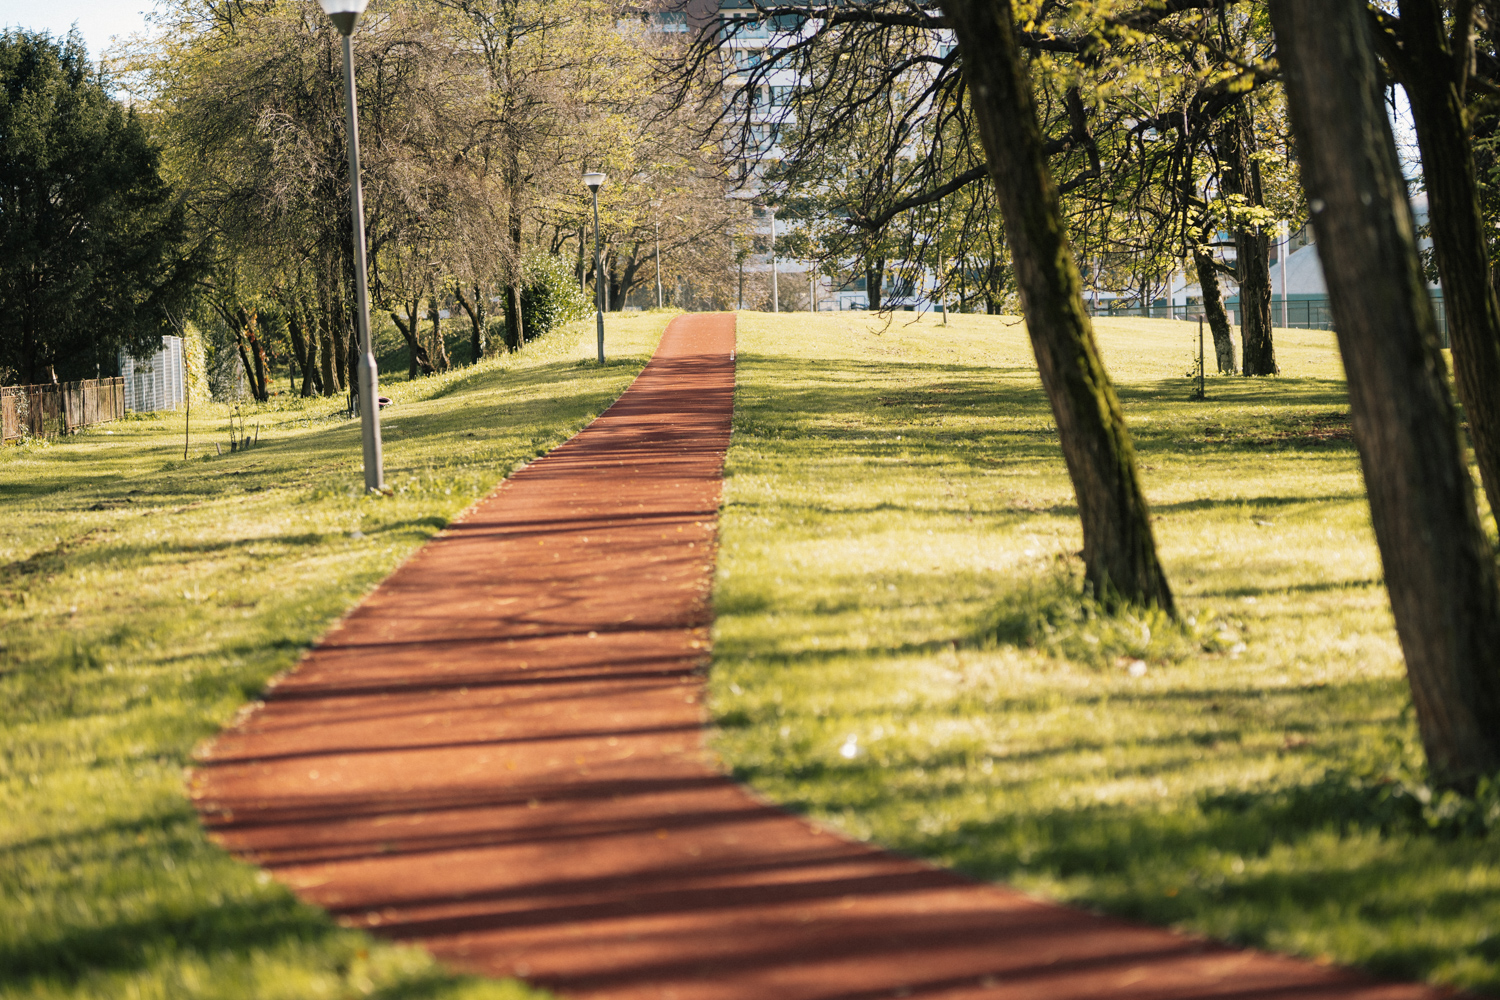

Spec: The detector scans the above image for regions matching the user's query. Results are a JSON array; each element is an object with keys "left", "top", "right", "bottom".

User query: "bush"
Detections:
[{"left": 520, "top": 252, "right": 590, "bottom": 342}]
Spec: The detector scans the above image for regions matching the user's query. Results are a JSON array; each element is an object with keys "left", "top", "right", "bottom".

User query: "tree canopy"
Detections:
[{"left": 0, "top": 29, "right": 196, "bottom": 385}]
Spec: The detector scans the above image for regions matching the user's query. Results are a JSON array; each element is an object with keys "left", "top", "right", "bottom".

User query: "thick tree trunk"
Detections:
[
  {"left": 866, "top": 258, "right": 885, "bottom": 311},
  {"left": 317, "top": 309, "right": 340, "bottom": 397},
  {"left": 502, "top": 283, "right": 524, "bottom": 351},
  {"left": 1194, "top": 250, "right": 1237, "bottom": 373},
  {"left": 1397, "top": 0, "right": 1500, "bottom": 529},
  {"left": 427, "top": 300, "right": 450, "bottom": 372},
  {"left": 939, "top": 0, "right": 1175, "bottom": 612},
  {"left": 1271, "top": 0, "right": 1500, "bottom": 792},
  {"left": 1220, "top": 102, "right": 1278, "bottom": 375}
]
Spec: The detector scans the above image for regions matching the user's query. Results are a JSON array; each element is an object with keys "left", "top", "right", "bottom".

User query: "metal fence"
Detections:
[
  {"left": 1095, "top": 293, "right": 1450, "bottom": 345},
  {"left": 2, "top": 377, "right": 126, "bottom": 444}
]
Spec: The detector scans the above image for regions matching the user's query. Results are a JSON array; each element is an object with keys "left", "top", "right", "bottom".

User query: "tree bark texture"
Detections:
[
  {"left": 232, "top": 307, "right": 270, "bottom": 403},
  {"left": 939, "top": 0, "right": 1175, "bottom": 612},
  {"left": 427, "top": 301, "right": 450, "bottom": 372},
  {"left": 454, "top": 282, "right": 487, "bottom": 363},
  {"left": 317, "top": 310, "right": 341, "bottom": 397},
  {"left": 502, "top": 284, "right": 524, "bottom": 351},
  {"left": 1396, "top": 0, "right": 1500, "bottom": 529},
  {"left": 866, "top": 258, "right": 885, "bottom": 311},
  {"left": 285, "top": 303, "right": 320, "bottom": 397},
  {"left": 1271, "top": 0, "right": 1500, "bottom": 791},
  {"left": 1194, "top": 249, "right": 1237, "bottom": 373},
  {"left": 1220, "top": 102, "right": 1278, "bottom": 375},
  {"left": 391, "top": 306, "right": 435, "bottom": 378}
]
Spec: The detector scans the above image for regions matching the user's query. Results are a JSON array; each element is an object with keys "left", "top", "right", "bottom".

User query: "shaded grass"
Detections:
[
  {"left": 709, "top": 310, "right": 1500, "bottom": 994},
  {"left": 0, "top": 312, "right": 676, "bottom": 1000}
]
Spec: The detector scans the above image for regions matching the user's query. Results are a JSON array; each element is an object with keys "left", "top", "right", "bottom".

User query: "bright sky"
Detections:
[{"left": 0, "top": 0, "right": 153, "bottom": 57}]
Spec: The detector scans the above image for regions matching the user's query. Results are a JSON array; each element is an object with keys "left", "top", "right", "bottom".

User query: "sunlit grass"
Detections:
[
  {"left": 710, "top": 310, "right": 1500, "bottom": 994},
  {"left": 0, "top": 312, "right": 675, "bottom": 1000}
]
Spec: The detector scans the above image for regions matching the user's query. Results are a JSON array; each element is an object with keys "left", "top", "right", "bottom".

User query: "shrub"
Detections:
[{"left": 521, "top": 252, "right": 590, "bottom": 342}]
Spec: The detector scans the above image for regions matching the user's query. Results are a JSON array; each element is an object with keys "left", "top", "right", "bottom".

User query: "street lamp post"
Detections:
[
  {"left": 768, "top": 205, "right": 778, "bottom": 314},
  {"left": 584, "top": 171, "right": 607, "bottom": 363},
  {"left": 651, "top": 200, "right": 663, "bottom": 310},
  {"left": 319, "top": 0, "right": 383, "bottom": 493}
]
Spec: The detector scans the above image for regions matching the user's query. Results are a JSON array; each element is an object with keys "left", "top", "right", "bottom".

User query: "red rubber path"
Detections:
[{"left": 192, "top": 313, "right": 1458, "bottom": 999}]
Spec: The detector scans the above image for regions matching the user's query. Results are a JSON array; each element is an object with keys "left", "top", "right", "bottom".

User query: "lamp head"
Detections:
[
  {"left": 318, "top": 0, "right": 369, "bottom": 35},
  {"left": 583, "top": 171, "right": 607, "bottom": 192}
]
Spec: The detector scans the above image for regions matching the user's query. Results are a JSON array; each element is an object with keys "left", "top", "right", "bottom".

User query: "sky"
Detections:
[{"left": 0, "top": 0, "right": 153, "bottom": 57}]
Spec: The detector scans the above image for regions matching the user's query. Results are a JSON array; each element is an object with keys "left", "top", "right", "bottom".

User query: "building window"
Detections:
[
  {"left": 652, "top": 11, "right": 687, "bottom": 32},
  {"left": 732, "top": 48, "right": 766, "bottom": 70}
]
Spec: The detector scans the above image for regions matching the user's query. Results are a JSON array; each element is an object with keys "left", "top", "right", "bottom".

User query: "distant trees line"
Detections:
[{"left": 0, "top": 2, "right": 746, "bottom": 397}]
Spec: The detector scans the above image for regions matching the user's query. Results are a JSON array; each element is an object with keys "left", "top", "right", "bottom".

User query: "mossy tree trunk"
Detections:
[
  {"left": 938, "top": 0, "right": 1175, "bottom": 612},
  {"left": 1271, "top": 0, "right": 1500, "bottom": 792},
  {"left": 1390, "top": 0, "right": 1500, "bottom": 530}
]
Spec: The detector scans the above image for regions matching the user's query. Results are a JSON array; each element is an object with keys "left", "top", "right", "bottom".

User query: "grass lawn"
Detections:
[
  {"left": 0, "top": 312, "right": 681, "bottom": 1000},
  {"left": 710, "top": 310, "right": 1500, "bottom": 995}
]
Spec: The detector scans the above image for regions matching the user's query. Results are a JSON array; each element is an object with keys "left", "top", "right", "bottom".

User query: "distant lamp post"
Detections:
[
  {"left": 583, "top": 171, "right": 607, "bottom": 363},
  {"left": 319, "top": 0, "right": 383, "bottom": 492},
  {"left": 768, "top": 205, "right": 779, "bottom": 314}
]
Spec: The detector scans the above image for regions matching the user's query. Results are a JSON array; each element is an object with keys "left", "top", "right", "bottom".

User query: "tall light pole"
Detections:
[
  {"left": 768, "top": 205, "right": 778, "bottom": 314},
  {"left": 319, "top": 0, "right": 383, "bottom": 492},
  {"left": 651, "top": 200, "right": 664, "bottom": 310},
  {"left": 584, "top": 171, "right": 606, "bottom": 363},
  {"left": 1279, "top": 220, "right": 1290, "bottom": 329}
]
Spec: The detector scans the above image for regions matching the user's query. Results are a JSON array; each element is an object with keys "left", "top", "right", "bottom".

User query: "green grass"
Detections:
[
  {"left": 710, "top": 310, "right": 1500, "bottom": 994},
  {"left": 0, "top": 311, "right": 676, "bottom": 1000}
]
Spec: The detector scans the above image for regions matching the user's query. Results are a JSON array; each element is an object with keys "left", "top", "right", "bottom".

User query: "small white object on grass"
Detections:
[
  {"left": 1127, "top": 659, "right": 1148, "bottom": 677},
  {"left": 840, "top": 735, "right": 859, "bottom": 759}
]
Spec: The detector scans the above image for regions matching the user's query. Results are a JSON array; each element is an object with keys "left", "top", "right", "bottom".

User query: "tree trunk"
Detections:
[
  {"left": 390, "top": 306, "right": 435, "bottom": 378},
  {"left": 1194, "top": 249, "right": 1237, "bottom": 373},
  {"left": 1271, "top": 0, "right": 1500, "bottom": 792},
  {"left": 317, "top": 308, "right": 340, "bottom": 397},
  {"left": 327, "top": 289, "right": 349, "bottom": 394},
  {"left": 866, "top": 258, "right": 885, "bottom": 310},
  {"left": 1220, "top": 102, "right": 1278, "bottom": 375},
  {"left": 939, "top": 0, "right": 1175, "bottom": 612},
  {"left": 1396, "top": 0, "right": 1500, "bottom": 530},
  {"left": 234, "top": 307, "right": 270, "bottom": 403},
  {"left": 454, "top": 282, "right": 487, "bottom": 363},
  {"left": 286, "top": 303, "right": 317, "bottom": 397},
  {"left": 427, "top": 300, "right": 450, "bottom": 371},
  {"left": 502, "top": 283, "right": 524, "bottom": 351}
]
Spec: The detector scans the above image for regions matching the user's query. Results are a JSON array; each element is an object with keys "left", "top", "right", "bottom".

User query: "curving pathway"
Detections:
[{"left": 192, "top": 313, "right": 1459, "bottom": 1000}]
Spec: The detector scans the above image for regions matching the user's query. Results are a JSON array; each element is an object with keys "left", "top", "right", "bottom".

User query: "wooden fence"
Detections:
[{"left": 2, "top": 377, "right": 126, "bottom": 444}]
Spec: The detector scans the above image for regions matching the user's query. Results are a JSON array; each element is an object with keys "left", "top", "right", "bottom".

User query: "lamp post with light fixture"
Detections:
[
  {"left": 584, "top": 171, "right": 606, "bottom": 363},
  {"left": 319, "top": 0, "right": 383, "bottom": 492}
]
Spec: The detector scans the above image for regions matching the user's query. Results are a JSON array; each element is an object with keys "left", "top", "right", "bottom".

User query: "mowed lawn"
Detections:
[
  {"left": 709, "top": 311, "right": 1500, "bottom": 994},
  {"left": 4, "top": 307, "right": 1498, "bottom": 999},
  {"left": 0, "top": 313, "right": 686, "bottom": 1000}
]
